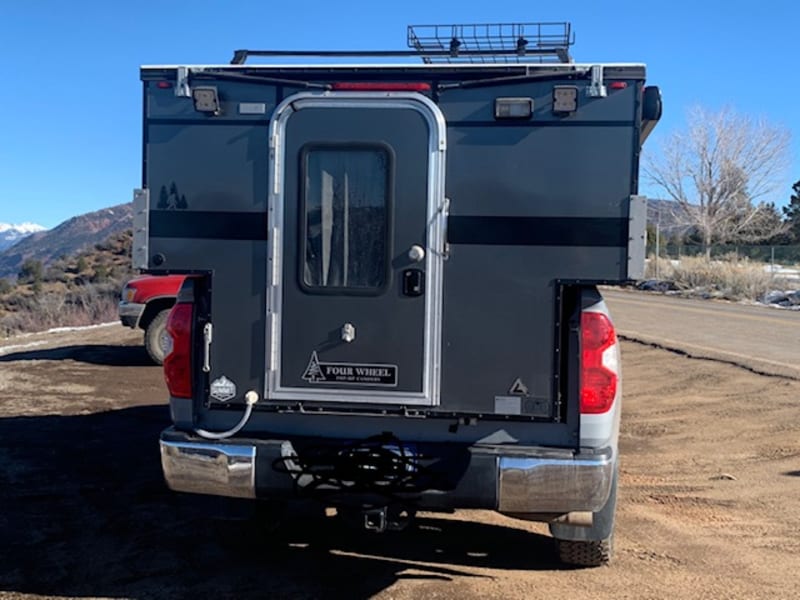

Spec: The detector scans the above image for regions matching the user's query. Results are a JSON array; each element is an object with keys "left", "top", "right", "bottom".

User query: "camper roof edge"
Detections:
[{"left": 140, "top": 62, "right": 646, "bottom": 71}]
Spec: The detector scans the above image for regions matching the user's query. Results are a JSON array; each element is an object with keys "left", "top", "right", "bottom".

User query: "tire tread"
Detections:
[{"left": 556, "top": 538, "right": 612, "bottom": 567}]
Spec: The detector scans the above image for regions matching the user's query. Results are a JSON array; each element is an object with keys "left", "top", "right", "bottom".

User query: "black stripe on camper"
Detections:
[
  {"left": 150, "top": 211, "right": 268, "bottom": 240},
  {"left": 448, "top": 216, "right": 627, "bottom": 247}
]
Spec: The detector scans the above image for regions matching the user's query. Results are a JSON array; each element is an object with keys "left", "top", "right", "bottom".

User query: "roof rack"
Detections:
[
  {"left": 408, "top": 22, "right": 574, "bottom": 64},
  {"left": 230, "top": 22, "right": 574, "bottom": 65}
]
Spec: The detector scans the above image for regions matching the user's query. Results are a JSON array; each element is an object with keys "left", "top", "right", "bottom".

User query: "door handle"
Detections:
[
  {"left": 408, "top": 244, "right": 425, "bottom": 263},
  {"left": 202, "top": 322, "right": 213, "bottom": 372}
]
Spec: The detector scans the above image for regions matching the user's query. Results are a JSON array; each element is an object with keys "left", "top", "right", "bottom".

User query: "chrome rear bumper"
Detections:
[
  {"left": 161, "top": 440, "right": 257, "bottom": 499},
  {"left": 160, "top": 430, "right": 614, "bottom": 513},
  {"left": 497, "top": 454, "right": 613, "bottom": 513}
]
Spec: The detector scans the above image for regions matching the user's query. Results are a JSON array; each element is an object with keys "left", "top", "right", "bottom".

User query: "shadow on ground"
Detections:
[
  {"left": 0, "top": 406, "right": 564, "bottom": 599},
  {"left": 0, "top": 344, "right": 153, "bottom": 367}
]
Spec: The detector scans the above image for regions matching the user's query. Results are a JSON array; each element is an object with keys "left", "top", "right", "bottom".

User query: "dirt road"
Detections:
[{"left": 1, "top": 322, "right": 799, "bottom": 599}]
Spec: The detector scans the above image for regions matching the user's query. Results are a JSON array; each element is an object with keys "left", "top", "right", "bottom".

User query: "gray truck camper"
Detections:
[{"left": 139, "top": 23, "right": 661, "bottom": 567}]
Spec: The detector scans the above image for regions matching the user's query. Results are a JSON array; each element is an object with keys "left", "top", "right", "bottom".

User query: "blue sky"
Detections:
[{"left": 1, "top": 0, "right": 798, "bottom": 228}]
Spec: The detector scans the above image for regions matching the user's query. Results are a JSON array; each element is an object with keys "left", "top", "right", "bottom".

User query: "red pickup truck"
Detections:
[{"left": 118, "top": 274, "right": 184, "bottom": 364}]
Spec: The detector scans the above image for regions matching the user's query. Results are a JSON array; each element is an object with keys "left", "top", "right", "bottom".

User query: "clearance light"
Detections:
[
  {"left": 580, "top": 311, "right": 619, "bottom": 414},
  {"left": 609, "top": 81, "right": 628, "bottom": 90},
  {"left": 495, "top": 97, "right": 533, "bottom": 120},
  {"left": 553, "top": 86, "right": 578, "bottom": 114},
  {"left": 157, "top": 81, "right": 172, "bottom": 89},
  {"left": 192, "top": 86, "right": 220, "bottom": 113},
  {"left": 331, "top": 82, "right": 431, "bottom": 92}
]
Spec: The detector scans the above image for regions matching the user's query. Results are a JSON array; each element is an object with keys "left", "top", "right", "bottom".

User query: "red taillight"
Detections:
[
  {"left": 609, "top": 81, "right": 628, "bottom": 90},
  {"left": 164, "top": 303, "right": 193, "bottom": 399},
  {"left": 330, "top": 82, "right": 431, "bottom": 92},
  {"left": 580, "top": 311, "right": 619, "bottom": 414}
]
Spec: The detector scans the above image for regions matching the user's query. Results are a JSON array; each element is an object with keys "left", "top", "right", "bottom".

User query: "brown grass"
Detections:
[{"left": 645, "top": 254, "right": 788, "bottom": 301}]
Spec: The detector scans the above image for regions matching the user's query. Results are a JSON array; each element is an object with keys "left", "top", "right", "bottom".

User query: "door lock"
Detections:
[
  {"left": 403, "top": 269, "right": 425, "bottom": 297},
  {"left": 341, "top": 323, "right": 356, "bottom": 343}
]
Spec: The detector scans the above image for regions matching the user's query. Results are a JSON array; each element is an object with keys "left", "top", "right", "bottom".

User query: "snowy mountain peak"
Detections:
[
  {"left": 0, "top": 222, "right": 47, "bottom": 252},
  {"left": 0, "top": 222, "right": 46, "bottom": 234}
]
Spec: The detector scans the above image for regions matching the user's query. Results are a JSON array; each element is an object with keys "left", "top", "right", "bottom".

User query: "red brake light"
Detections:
[
  {"left": 580, "top": 311, "right": 619, "bottom": 414},
  {"left": 164, "top": 303, "right": 193, "bottom": 399},
  {"left": 331, "top": 82, "right": 431, "bottom": 92}
]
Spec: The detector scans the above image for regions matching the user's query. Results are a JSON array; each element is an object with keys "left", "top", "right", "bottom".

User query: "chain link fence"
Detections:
[{"left": 645, "top": 243, "right": 800, "bottom": 266}]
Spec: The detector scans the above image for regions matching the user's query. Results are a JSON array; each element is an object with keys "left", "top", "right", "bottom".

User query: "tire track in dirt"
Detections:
[{"left": 1, "top": 327, "right": 799, "bottom": 599}]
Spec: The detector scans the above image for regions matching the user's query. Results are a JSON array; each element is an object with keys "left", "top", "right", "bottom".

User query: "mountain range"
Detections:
[
  {"left": 0, "top": 203, "right": 133, "bottom": 279},
  {"left": 0, "top": 222, "right": 47, "bottom": 253}
]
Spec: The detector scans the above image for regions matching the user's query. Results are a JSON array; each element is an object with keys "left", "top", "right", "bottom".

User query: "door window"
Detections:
[{"left": 302, "top": 146, "right": 391, "bottom": 291}]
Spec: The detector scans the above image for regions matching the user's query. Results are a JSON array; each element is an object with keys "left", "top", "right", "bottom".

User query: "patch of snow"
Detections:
[
  {"left": 763, "top": 265, "right": 800, "bottom": 282},
  {"left": 759, "top": 290, "right": 800, "bottom": 309},
  {"left": 44, "top": 322, "right": 118, "bottom": 334},
  {"left": 0, "top": 322, "right": 119, "bottom": 346},
  {"left": 0, "top": 340, "right": 47, "bottom": 355}
]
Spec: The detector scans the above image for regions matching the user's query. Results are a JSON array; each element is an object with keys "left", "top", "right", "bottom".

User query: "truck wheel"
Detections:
[
  {"left": 555, "top": 536, "right": 613, "bottom": 567},
  {"left": 144, "top": 309, "right": 171, "bottom": 365},
  {"left": 550, "top": 464, "right": 618, "bottom": 567}
]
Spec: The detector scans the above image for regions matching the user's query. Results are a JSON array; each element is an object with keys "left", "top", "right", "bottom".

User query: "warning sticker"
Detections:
[
  {"left": 302, "top": 351, "right": 398, "bottom": 387},
  {"left": 508, "top": 378, "right": 529, "bottom": 396}
]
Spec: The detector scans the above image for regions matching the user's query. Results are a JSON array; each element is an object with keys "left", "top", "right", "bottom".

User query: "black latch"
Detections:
[{"left": 403, "top": 269, "right": 425, "bottom": 297}]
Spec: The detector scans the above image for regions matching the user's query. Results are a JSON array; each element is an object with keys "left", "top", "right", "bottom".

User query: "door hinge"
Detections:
[
  {"left": 587, "top": 65, "right": 607, "bottom": 98},
  {"left": 175, "top": 66, "right": 191, "bottom": 98}
]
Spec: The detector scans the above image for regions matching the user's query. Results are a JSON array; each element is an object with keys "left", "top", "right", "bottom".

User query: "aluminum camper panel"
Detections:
[
  {"left": 144, "top": 119, "right": 270, "bottom": 409},
  {"left": 433, "top": 83, "right": 637, "bottom": 415}
]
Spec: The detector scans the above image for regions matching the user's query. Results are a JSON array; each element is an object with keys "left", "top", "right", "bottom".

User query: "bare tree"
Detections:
[{"left": 645, "top": 106, "right": 790, "bottom": 258}]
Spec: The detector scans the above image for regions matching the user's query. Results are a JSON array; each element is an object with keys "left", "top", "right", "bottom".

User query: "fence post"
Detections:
[
  {"left": 771, "top": 247, "right": 775, "bottom": 277},
  {"left": 655, "top": 223, "right": 660, "bottom": 280}
]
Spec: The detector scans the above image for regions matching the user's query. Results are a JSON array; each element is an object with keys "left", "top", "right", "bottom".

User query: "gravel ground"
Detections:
[{"left": 1, "top": 325, "right": 798, "bottom": 599}]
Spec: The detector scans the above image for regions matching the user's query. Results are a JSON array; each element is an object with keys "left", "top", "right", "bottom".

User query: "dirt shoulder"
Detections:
[{"left": 1, "top": 327, "right": 798, "bottom": 599}]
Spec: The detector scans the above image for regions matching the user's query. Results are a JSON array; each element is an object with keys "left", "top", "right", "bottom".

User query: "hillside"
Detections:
[
  {"left": 0, "top": 203, "right": 132, "bottom": 278},
  {"left": 646, "top": 198, "right": 686, "bottom": 230},
  {"left": 0, "top": 229, "right": 134, "bottom": 336}
]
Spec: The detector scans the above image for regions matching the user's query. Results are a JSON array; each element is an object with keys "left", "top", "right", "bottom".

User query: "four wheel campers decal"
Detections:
[
  {"left": 209, "top": 375, "right": 236, "bottom": 401},
  {"left": 302, "top": 351, "right": 398, "bottom": 386}
]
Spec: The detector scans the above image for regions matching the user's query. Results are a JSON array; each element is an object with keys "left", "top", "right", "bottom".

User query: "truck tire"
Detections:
[
  {"left": 550, "top": 464, "right": 618, "bottom": 567},
  {"left": 555, "top": 536, "right": 613, "bottom": 567},
  {"left": 144, "top": 308, "right": 171, "bottom": 365}
]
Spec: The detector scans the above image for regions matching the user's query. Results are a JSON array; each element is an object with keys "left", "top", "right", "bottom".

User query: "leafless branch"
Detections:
[{"left": 644, "top": 106, "right": 790, "bottom": 255}]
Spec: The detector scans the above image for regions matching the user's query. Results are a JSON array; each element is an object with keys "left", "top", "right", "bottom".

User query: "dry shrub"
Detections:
[
  {"left": 0, "top": 284, "right": 119, "bottom": 337},
  {"left": 646, "top": 254, "right": 786, "bottom": 301}
]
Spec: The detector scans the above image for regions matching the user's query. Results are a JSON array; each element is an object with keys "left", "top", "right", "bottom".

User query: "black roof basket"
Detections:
[
  {"left": 407, "top": 22, "right": 573, "bottom": 64},
  {"left": 230, "top": 22, "right": 574, "bottom": 65}
]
